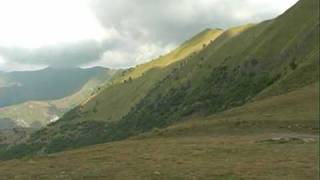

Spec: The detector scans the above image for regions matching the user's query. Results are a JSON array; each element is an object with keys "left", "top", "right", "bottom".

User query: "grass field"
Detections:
[
  {"left": 0, "top": 0, "right": 318, "bottom": 178},
  {"left": 0, "top": 83, "right": 317, "bottom": 180}
]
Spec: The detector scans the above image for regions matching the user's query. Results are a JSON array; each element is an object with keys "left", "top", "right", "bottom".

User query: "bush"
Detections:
[{"left": 290, "top": 61, "right": 298, "bottom": 70}]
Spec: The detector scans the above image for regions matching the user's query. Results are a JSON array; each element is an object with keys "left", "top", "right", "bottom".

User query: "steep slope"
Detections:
[
  {"left": 117, "top": 0, "right": 319, "bottom": 133},
  {"left": 69, "top": 29, "right": 223, "bottom": 123},
  {"left": 0, "top": 83, "right": 318, "bottom": 179},
  {"left": 0, "top": 118, "right": 16, "bottom": 130},
  {"left": 1, "top": 0, "right": 318, "bottom": 158},
  {"left": 0, "top": 67, "right": 117, "bottom": 129}
]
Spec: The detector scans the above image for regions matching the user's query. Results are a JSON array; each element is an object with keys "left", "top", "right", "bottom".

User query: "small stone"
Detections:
[{"left": 302, "top": 138, "right": 315, "bottom": 143}]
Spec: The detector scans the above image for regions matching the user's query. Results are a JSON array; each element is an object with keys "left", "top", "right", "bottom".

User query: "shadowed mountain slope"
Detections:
[{"left": 0, "top": 0, "right": 318, "bottom": 159}]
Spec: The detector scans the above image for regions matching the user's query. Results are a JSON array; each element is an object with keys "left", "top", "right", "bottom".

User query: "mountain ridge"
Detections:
[
  {"left": 0, "top": 0, "right": 318, "bottom": 160},
  {"left": 0, "top": 67, "right": 117, "bottom": 129}
]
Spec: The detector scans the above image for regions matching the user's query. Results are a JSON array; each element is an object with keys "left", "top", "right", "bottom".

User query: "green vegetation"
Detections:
[
  {"left": 0, "top": 83, "right": 318, "bottom": 179},
  {"left": 72, "top": 28, "right": 223, "bottom": 123},
  {"left": 0, "top": 3, "right": 318, "bottom": 179}
]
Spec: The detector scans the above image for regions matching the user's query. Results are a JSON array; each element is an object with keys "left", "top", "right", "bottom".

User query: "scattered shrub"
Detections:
[{"left": 290, "top": 61, "right": 298, "bottom": 70}]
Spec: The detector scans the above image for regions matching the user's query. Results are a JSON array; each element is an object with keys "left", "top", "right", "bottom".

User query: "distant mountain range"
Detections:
[
  {"left": 0, "top": 67, "right": 117, "bottom": 129},
  {"left": 1, "top": 0, "right": 317, "bottom": 160},
  {"left": 0, "top": 67, "right": 114, "bottom": 107}
]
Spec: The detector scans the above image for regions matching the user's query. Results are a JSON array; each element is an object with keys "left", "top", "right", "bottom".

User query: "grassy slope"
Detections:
[
  {"left": 0, "top": 83, "right": 317, "bottom": 180},
  {"left": 0, "top": 69, "right": 116, "bottom": 128},
  {"left": 106, "top": 0, "right": 318, "bottom": 137},
  {"left": 69, "top": 29, "right": 223, "bottom": 123},
  {"left": 1, "top": 0, "right": 318, "bottom": 157},
  {"left": 0, "top": 29, "right": 224, "bottom": 156}
]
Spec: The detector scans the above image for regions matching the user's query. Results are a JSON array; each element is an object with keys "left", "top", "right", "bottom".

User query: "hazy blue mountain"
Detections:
[
  {"left": 0, "top": 67, "right": 111, "bottom": 107},
  {"left": 0, "top": 67, "right": 117, "bottom": 129}
]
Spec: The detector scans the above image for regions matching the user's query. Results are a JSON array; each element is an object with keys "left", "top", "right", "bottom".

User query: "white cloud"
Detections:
[
  {"left": 96, "top": 50, "right": 133, "bottom": 68},
  {"left": 0, "top": 0, "right": 298, "bottom": 71},
  {"left": 0, "top": 0, "right": 106, "bottom": 49},
  {"left": 0, "top": 40, "right": 105, "bottom": 69},
  {"left": 92, "top": 0, "right": 298, "bottom": 43},
  {"left": 85, "top": 43, "right": 176, "bottom": 69},
  {"left": 86, "top": 0, "right": 298, "bottom": 69},
  {"left": 0, "top": 56, "right": 5, "bottom": 65},
  {"left": 135, "top": 43, "right": 176, "bottom": 65},
  {"left": 0, "top": 56, "right": 46, "bottom": 72}
]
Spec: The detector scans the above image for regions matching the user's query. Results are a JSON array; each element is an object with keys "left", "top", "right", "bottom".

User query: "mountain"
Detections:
[
  {"left": 0, "top": 82, "right": 317, "bottom": 179},
  {"left": 66, "top": 28, "right": 223, "bottom": 123},
  {"left": 0, "top": 67, "right": 117, "bottom": 129},
  {"left": 0, "top": 0, "right": 318, "bottom": 163},
  {"left": 0, "top": 67, "right": 114, "bottom": 107}
]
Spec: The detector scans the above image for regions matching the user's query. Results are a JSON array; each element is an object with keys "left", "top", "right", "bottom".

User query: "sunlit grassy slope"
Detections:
[
  {"left": 66, "top": 28, "right": 223, "bottom": 123},
  {"left": 66, "top": 0, "right": 318, "bottom": 125},
  {"left": 0, "top": 0, "right": 318, "bottom": 159},
  {"left": 0, "top": 83, "right": 318, "bottom": 180}
]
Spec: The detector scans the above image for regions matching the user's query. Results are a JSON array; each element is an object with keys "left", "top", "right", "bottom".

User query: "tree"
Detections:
[{"left": 290, "top": 61, "right": 297, "bottom": 70}]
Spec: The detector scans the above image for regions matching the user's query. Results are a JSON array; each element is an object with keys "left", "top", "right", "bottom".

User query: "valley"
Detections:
[
  {"left": 0, "top": 83, "right": 318, "bottom": 179},
  {"left": 0, "top": 67, "right": 117, "bottom": 129},
  {"left": 0, "top": 0, "right": 318, "bottom": 179}
]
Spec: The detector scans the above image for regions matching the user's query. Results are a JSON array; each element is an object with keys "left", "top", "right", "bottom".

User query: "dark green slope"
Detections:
[
  {"left": 65, "top": 28, "right": 223, "bottom": 123},
  {"left": 102, "top": 0, "right": 319, "bottom": 137},
  {"left": 0, "top": 83, "right": 318, "bottom": 179},
  {"left": 1, "top": 0, "right": 318, "bottom": 158}
]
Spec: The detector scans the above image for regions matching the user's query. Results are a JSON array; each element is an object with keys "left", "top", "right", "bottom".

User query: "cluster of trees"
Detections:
[
  {"left": 123, "top": 77, "right": 133, "bottom": 83},
  {"left": 118, "top": 57, "right": 281, "bottom": 136},
  {"left": 0, "top": 56, "right": 285, "bottom": 159}
]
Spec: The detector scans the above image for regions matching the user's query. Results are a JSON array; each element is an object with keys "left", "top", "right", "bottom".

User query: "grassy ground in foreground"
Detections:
[
  {"left": 0, "top": 133, "right": 317, "bottom": 180},
  {"left": 0, "top": 83, "right": 318, "bottom": 180}
]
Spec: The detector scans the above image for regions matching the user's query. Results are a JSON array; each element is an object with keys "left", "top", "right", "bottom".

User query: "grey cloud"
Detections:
[
  {"left": 93, "top": 42, "right": 175, "bottom": 69},
  {"left": 0, "top": 40, "right": 106, "bottom": 68},
  {"left": 86, "top": 0, "right": 297, "bottom": 69},
  {"left": 0, "top": 0, "right": 298, "bottom": 71},
  {"left": 91, "top": 0, "right": 297, "bottom": 45}
]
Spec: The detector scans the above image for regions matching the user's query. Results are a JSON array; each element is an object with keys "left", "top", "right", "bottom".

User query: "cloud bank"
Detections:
[{"left": 0, "top": 0, "right": 298, "bottom": 71}]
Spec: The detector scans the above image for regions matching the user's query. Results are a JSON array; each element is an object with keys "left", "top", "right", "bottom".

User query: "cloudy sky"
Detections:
[{"left": 0, "top": 0, "right": 298, "bottom": 71}]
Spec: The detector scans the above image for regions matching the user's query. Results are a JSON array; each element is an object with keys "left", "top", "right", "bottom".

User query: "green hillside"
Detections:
[
  {"left": 0, "top": 0, "right": 318, "bottom": 160},
  {"left": 116, "top": 0, "right": 319, "bottom": 134},
  {"left": 0, "top": 83, "right": 318, "bottom": 179},
  {"left": 71, "top": 28, "right": 223, "bottom": 123}
]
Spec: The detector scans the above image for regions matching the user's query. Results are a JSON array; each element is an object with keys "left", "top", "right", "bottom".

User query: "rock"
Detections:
[{"left": 302, "top": 138, "right": 315, "bottom": 143}]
